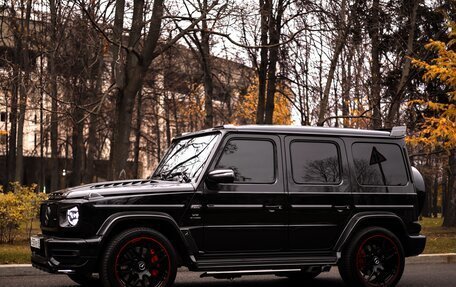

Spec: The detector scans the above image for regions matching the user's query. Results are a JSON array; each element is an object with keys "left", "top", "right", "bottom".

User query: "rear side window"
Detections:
[
  {"left": 215, "top": 139, "right": 275, "bottom": 183},
  {"left": 352, "top": 143, "right": 408, "bottom": 186},
  {"left": 290, "top": 141, "right": 341, "bottom": 184}
]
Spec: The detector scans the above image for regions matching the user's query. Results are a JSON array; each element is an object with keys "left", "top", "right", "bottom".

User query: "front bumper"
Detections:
[
  {"left": 31, "top": 234, "right": 101, "bottom": 274},
  {"left": 406, "top": 234, "right": 426, "bottom": 257}
]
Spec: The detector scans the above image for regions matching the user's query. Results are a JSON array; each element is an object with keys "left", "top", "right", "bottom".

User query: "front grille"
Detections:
[{"left": 40, "top": 203, "right": 59, "bottom": 227}]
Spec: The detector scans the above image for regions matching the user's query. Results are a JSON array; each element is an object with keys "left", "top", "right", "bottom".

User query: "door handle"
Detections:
[
  {"left": 333, "top": 205, "right": 351, "bottom": 212},
  {"left": 263, "top": 204, "right": 283, "bottom": 212}
]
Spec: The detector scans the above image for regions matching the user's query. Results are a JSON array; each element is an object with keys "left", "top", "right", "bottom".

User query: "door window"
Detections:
[
  {"left": 290, "top": 141, "right": 341, "bottom": 184},
  {"left": 215, "top": 139, "right": 275, "bottom": 183}
]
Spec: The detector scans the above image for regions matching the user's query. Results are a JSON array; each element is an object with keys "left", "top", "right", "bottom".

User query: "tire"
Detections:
[
  {"left": 100, "top": 228, "right": 177, "bottom": 287},
  {"left": 338, "top": 227, "right": 405, "bottom": 287},
  {"left": 67, "top": 272, "right": 99, "bottom": 286}
]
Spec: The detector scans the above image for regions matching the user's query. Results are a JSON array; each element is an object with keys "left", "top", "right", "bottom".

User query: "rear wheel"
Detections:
[
  {"left": 100, "top": 228, "right": 177, "bottom": 287},
  {"left": 338, "top": 227, "right": 405, "bottom": 287}
]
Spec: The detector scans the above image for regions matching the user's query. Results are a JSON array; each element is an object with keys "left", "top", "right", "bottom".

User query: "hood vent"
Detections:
[{"left": 90, "top": 180, "right": 157, "bottom": 189}]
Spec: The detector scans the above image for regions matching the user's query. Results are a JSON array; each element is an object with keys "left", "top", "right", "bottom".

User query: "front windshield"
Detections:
[{"left": 152, "top": 133, "right": 220, "bottom": 182}]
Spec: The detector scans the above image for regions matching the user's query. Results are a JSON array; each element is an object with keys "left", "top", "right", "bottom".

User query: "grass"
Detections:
[
  {"left": 0, "top": 217, "right": 455, "bottom": 264},
  {"left": 420, "top": 217, "right": 456, "bottom": 254},
  {"left": 0, "top": 219, "right": 40, "bottom": 264},
  {"left": 0, "top": 242, "right": 31, "bottom": 264}
]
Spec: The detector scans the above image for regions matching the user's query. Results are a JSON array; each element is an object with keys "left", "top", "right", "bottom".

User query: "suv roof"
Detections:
[{"left": 177, "top": 125, "right": 406, "bottom": 139}]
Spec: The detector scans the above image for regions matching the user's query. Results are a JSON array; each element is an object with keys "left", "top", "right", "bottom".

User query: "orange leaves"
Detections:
[
  {"left": 232, "top": 77, "right": 293, "bottom": 125},
  {"left": 410, "top": 22, "right": 456, "bottom": 150}
]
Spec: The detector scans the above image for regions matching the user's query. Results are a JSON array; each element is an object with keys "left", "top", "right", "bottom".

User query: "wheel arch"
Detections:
[
  {"left": 96, "top": 212, "right": 193, "bottom": 267},
  {"left": 335, "top": 212, "right": 411, "bottom": 256}
]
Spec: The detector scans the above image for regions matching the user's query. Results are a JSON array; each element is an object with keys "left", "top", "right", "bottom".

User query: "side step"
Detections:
[
  {"left": 200, "top": 265, "right": 332, "bottom": 279},
  {"left": 195, "top": 255, "right": 338, "bottom": 271}
]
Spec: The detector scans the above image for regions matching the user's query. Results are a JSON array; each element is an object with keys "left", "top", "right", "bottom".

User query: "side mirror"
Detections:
[{"left": 206, "top": 169, "right": 235, "bottom": 186}]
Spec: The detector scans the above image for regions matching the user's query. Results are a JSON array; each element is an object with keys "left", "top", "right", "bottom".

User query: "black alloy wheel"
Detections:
[
  {"left": 100, "top": 228, "right": 177, "bottom": 287},
  {"left": 338, "top": 227, "right": 405, "bottom": 287}
]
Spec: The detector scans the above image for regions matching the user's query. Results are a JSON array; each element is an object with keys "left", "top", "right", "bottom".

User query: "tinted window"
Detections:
[
  {"left": 215, "top": 139, "right": 275, "bottom": 183},
  {"left": 290, "top": 141, "right": 341, "bottom": 184},
  {"left": 352, "top": 143, "right": 408, "bottom": 186}
]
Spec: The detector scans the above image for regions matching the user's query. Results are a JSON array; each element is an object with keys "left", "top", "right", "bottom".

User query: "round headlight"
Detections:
[{"left": 66, "top": 206, "right": 79, "bottom": 227}]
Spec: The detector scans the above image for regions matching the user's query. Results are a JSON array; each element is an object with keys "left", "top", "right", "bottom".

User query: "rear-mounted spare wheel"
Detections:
[{"left": 411, "top": 167, "right": 425, "bottom": 215}]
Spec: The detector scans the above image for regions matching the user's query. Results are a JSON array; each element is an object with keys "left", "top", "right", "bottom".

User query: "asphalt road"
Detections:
[{"left": 0, "top": 264, "right": 455, "bottom": 287}]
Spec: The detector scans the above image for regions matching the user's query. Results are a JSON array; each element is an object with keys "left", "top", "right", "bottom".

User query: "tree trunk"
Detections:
[
  {"left": 369, "top": 0, "right": 382, "bottom": 129},
  {"left": 433, "top": 176, "right": 438, "bottom": 218},
  {"left": 201, "top": 0, "right": 214, "bottom": 129},
  {"left": 386, "top": 0, "right": 419, "bottom": 127},
  {"left": 422, "top": 173, "right": 432, "bottom": 217},
  {"left": 443, "top": 150, "right": 456, "bottom": 227},
  {"left": 7, "top": 69, "right": 18, "bottom": 188},
  {"left": 15, "top": 0, "right": 32, "bottom": 185},
  {"left": 442, "top": 172, "right": 448, "bottom": 218},
  {"left": 133, "top": 90, "right": 142, "bottom": 179},
  {"left": 84, "top": 54, "right": 104, "bottom": 183},
  {"left": 49, "top": 0, "right": 60, "bottom": 192},
  {"left": 256, "top": 0, "right": 270, "bottom": 124},
  {"left": 70, "top": 108, "right": 85, "bottom": 187},
  {"left": 317, "top": 0, "right": 348, "bottom": 126},
  {"left": 264, "top": 0, "right": 284, "bottom": 124}
]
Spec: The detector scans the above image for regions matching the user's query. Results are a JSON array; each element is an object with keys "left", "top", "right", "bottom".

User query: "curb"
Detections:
[
  {"left": 0, "top": 264, "right": 32, "bottom": 268},
  {"left": 406, "top": 253, "right": 456, "bottom": 264}
]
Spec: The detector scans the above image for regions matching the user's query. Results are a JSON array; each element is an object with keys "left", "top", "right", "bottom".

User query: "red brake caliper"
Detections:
[{"left": 150, "top": 249, "right": 159, "bottom": 277}]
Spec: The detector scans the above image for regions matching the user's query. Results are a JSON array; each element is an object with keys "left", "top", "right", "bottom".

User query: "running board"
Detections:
[
  {"left": 195, "top": 255, "right": 338, "bottom": 271},
  {"left": 200, "top": 265, "right": 332, "bottom": 279}
]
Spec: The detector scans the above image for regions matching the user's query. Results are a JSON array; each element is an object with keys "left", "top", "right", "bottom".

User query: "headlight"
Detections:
[{"left": 66, "top": 206, "right": 79, "bottom": 227}]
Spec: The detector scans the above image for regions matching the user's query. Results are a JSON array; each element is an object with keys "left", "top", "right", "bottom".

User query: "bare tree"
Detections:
[{"left": 98, "top": 0, "right": 221, "bottom": 180}]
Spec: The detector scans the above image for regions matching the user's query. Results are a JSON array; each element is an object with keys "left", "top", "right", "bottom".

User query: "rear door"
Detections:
[
  {"left": 201, "top": 133, "right": 287, "bottom": 253},
  {"left": 285, "top": 136, "right": 353, "bottom": 251}
]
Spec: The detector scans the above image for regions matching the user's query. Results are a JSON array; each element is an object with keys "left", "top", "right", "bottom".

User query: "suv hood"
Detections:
[{"left": 49, "top": 179, "right": 195, "bottom": 200}]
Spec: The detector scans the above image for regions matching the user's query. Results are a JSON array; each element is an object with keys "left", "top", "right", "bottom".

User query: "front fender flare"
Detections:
[{"left": 96, "top": 211, "right": 193, "bottom": 260}]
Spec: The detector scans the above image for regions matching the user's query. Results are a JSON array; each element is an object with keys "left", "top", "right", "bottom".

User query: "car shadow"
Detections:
[{"left": 174, "top": 277, "right": 346, "bottom": 287}]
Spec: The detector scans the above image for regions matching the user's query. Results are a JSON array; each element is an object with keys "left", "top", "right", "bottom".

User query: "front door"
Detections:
[{"left": 201, "top": 134, "right": 287, "bottom": 253}]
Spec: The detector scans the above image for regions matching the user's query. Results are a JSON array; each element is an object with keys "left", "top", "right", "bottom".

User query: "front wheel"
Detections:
[
  {"left": 338, "top": 227, "right": 405, "bottom": 287},
  {"left": 100, "top": 228, "right": 177, "bottom": 287}
]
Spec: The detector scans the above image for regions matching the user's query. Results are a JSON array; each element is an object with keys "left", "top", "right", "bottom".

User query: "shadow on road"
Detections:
[{"left": 175, "top": 277, "right": 346, "bottom": 287}]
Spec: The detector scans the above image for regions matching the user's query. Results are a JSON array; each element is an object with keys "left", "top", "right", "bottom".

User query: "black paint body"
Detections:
[{"left": 31, "top": 125, "right": 426, "bottom": 276}]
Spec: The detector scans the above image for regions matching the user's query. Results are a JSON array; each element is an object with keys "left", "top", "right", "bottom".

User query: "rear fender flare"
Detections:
[{"left": 334, "top": 212, "right": 408, "bottom": 253}]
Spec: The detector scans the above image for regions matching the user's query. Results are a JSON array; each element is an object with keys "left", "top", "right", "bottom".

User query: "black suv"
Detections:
[{"left": 31, "top": 125, "right": 426, "bottom": 287}]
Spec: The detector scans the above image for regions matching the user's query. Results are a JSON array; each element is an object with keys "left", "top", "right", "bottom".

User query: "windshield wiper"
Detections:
[{"left": 162, "top": 170, "right": 191, "bottom": 183}]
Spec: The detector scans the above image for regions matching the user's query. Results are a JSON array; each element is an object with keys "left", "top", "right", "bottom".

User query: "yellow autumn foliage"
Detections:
[
  {"left": 409, "top": 22, "right": 456, "bottom": 150},
  {"left": 232, "top": 78, "right": 293, "bottom": 125},
  {"left": 0, "top": 183, "right": 47, "bottom": 243}
]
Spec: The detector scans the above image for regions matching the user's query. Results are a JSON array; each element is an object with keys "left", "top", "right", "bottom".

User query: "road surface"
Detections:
[{"left": 0, "top": 264, "right": 455, "bottom": 287}]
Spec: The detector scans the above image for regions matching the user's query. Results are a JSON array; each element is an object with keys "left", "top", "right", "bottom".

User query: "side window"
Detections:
[
  {"left": 215, "top": 139, "right": 275, "bottom": 183},
  {"left": 352, "top": 143, "right": 408, "bottom": 186},
  {"left": 290, "top": 141, "right": 341, "bottom": 184}
]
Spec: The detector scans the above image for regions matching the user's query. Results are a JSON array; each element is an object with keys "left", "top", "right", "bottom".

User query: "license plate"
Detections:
[{"left": 30, "top": 236, "right": 41, "bottom": 249}]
